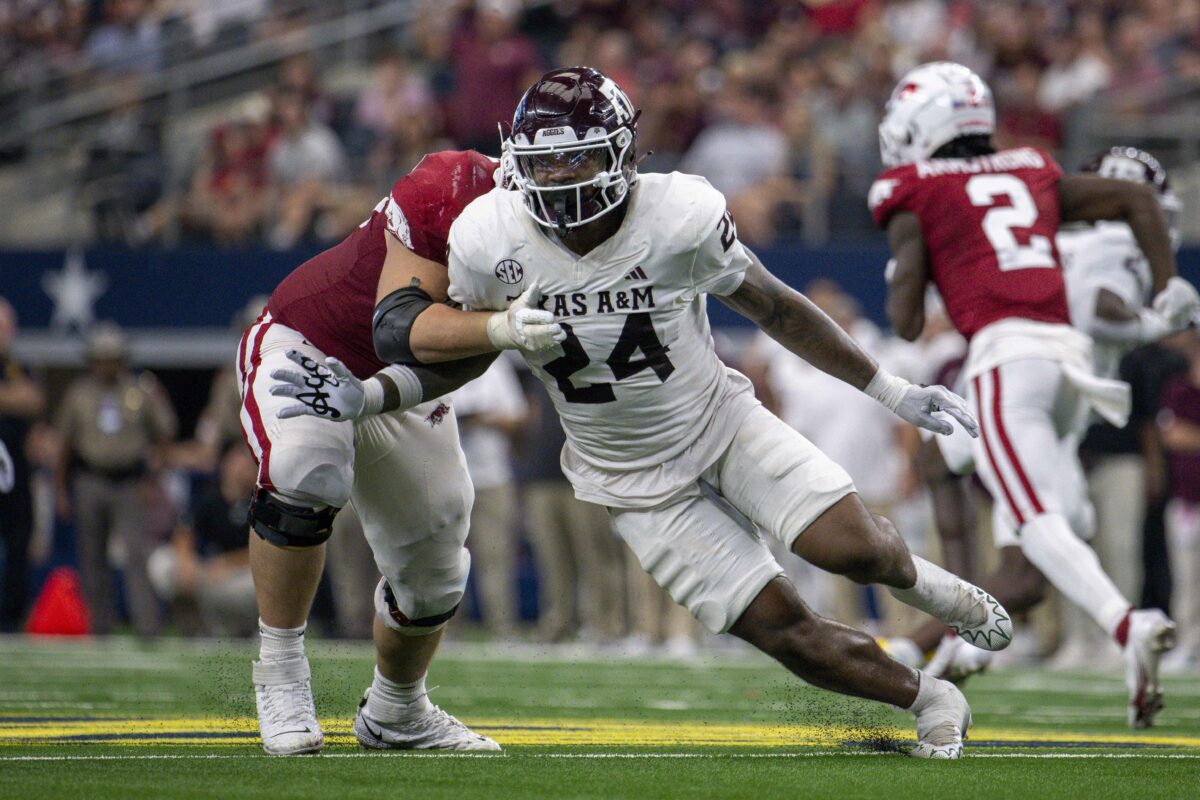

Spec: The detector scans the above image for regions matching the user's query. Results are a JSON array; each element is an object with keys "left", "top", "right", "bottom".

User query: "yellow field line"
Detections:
[{"left": 1, "top": 717, "right": 1197, "bottom": 748}]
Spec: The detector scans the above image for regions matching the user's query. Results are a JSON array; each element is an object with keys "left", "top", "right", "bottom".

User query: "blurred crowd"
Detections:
[
  {"left": 14, "top": 0, "right": 1196, "bottom": 247},
  {"left": 1, "top": 0, "right": 350, "bottom": 95},
  {"left": 3, "top": 282, "right": 1200, "bottom": 672}
]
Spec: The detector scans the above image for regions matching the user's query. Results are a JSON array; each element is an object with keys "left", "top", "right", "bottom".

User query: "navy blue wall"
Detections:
[{"left": 3, "top": 244, "right": 1199, "bottom": 332}]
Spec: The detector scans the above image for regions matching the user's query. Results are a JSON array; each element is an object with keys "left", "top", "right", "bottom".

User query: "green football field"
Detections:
[{"left": 1, "top": 636, "right": 1198, "bottom": 799}]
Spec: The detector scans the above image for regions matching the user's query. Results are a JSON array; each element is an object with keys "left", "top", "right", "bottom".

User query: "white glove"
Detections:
[
  {"left": 865, "top": 369, "right": 979, "bottom": 438},
  {"left": 270, "top": 352, "right": 424, "bottom": 421},
  {"left": 1136, "top": 307, "right": 1173, "bottom": 343},
  {"left": 1152, "top": 276, "right": 1200, "bottom": 331},
  {"left": 486, "top": 283, "right": 565, "bottom": 352},
  {"left": 269, "top": 351, "right": 365, "bottom": 421},
  {"left": 0, "top": 440, "right": 13, "bottom": 494}
]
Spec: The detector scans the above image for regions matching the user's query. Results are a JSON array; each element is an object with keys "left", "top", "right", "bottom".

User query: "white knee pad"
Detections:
[
  {"left": 267, "top": 448, "right": 353, "bottom": 509},
  {"left": 364, "top": 491, "right": 472, "bottom": 635},
  {"left": 373, "top": 542, "right": 470, "bottom": 636}
]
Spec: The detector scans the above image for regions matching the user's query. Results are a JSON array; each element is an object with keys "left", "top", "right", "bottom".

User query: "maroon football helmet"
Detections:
[
  {"left": 1079, "top": 146, "right": 1181, "bottom": 250},
  {"left": 503, "top": 66, "right": 639, "bottom": 231}
]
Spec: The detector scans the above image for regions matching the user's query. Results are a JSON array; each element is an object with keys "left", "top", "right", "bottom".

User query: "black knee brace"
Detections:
[
  {"left": 248, "top": 487, "right": 338, "bottom": 548},
  {"left": 382, "top": 581, "right": 459, "bottom": 629}
]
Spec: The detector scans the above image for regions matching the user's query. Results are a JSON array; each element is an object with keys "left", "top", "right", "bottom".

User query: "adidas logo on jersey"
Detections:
[{"left": 624, "top": 266, "right": 648, "bottom": 281}]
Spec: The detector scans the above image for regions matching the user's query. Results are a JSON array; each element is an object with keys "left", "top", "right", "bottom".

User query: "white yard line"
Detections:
[{"left": 0, "top": 751, "right": 1198, "bottom": 762}]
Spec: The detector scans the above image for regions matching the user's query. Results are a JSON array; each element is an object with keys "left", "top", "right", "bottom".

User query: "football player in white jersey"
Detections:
[
  {"left": 1062, "top": 147, "right": 1186, "bottom": 380},
  {"left": 885, "top": 147, "right": 1190, "bottom": 706},
  {"left": 273, "top": 67, "right": 1013, "bottom": 758}
]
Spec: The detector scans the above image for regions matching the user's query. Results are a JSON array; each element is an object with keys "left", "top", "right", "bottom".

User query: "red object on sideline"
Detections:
[{"left": 24, "top": 567, "right": 92, "bottom": 636}]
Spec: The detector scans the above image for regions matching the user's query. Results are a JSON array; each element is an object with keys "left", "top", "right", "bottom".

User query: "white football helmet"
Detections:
[{"left": 879, "top": 62, "right": 995, "bottom": 168}]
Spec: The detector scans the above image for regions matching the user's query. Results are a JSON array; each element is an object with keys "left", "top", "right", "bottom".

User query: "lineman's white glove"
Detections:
[
  {"left": 269, "top": 351, "right": 421, "bottom": 421},
  {"left": 486, "top": 283, "right": 565, "bottom": 352},
  {"left": 0, "top": 440, "right": 13, "bottom": 494},
  {"left": 865, "top": 368, "right": 979, "bottom": 438},
  {"left": 1152, "top": 276, "right": 1200, "bottom": 331}
]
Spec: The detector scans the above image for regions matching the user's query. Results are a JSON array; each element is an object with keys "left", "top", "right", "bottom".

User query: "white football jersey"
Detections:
[
  {"left": 1058, "top": 222, "right": 1151, "bottom": 380},
  {"left": 448, "top": 172, "right": 759, "bottom": 507}
]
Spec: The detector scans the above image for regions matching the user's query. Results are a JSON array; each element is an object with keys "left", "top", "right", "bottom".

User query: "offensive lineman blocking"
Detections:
[
  {"left": 275, "top": 67, "right": 1013, "bottom": 758},
  {"left": 240, "top": 150, "right": 562, "bottom": 755}
]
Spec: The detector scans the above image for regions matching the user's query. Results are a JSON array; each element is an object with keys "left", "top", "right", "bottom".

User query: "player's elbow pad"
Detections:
[{"left": 373, "top": 285, "right": 435, "bottom": 365}]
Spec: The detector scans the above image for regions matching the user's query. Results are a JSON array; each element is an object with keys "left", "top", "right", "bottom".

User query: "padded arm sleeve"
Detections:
[{"left": 373, "top": 284, "right": 435, "bottom": 365}]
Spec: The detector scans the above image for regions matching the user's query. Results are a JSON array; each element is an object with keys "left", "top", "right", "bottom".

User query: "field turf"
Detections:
[{"left": 0, "top": 636, "right": 1197, "bottom": 799}]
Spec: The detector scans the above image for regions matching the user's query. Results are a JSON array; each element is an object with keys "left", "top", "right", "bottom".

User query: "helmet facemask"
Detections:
[{"left": 505, "top": 123, "right": 636, "bottom": 233}]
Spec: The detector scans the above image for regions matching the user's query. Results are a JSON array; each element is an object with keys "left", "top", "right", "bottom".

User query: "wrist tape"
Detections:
[
  {"left": 363, "top": 365, "right": 424, "bottom": 415},
  {"left": 864, "top": 368, "right": 910, "bottom": 413}
]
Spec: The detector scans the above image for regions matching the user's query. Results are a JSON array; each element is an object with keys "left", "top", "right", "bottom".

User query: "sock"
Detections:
[
  {"left": 1113, "top": 609, "right": 1133, "bottom": 648},
  {"left": 259, "top": 619, "right": 306, "bottom": 663},
  {"left": 1019, "top": 514, "right": 1131, "bottom": 638},
  {"left": 366, "top": 667, "right": 434, "bottom": 723},
  {"left": 887, "top": 556, "right": 967, "bottom": 621},
  {"left": 905, "top": 669, "right": 937, "bottom": 713}
]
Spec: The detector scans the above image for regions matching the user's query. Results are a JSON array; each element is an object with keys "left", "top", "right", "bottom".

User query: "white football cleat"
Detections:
[
  {"left": 354, "top": 689, "right": 501, "bottom": 751},
  {"left": 1125, "top": 609, "right": 1177, "bottom": 729},
  {"left": 926, "top": 633, "right": 993, "bottom": 685},
  {"left": 910, "top": 677, "right": 971, "bottom": 760},
  {"left": 938, "top": 581, "right": 1012, "bottom": 652},
  {"left": 253, "top": 656, "right": 324, "bottom": 756}
]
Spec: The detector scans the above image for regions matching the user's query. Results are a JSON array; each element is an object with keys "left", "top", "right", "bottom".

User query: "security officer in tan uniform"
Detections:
[{"left": 55, "top": 323, "right": 177, "bottom": 636}]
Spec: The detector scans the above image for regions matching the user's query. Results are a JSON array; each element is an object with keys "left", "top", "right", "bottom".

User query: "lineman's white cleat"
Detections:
[
  {"left": 354, "top": 689, "right": 501, "bottom": 751},
  {"left": 926, "top": 633, "right": 994, "bottom": 685},
  {"left": 253, "top": 656, "right": 324, "bottom": 755},
  {"left": 1125, "top": 609, "right": 1177, "bottom": 729},
  {"left": 910, "top": 677, "right": 972, "bottom": 760}
]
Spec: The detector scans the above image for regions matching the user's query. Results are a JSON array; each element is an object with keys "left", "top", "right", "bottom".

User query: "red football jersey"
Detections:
[
  {"left": 268, "top": 150, "right": 497, "bottom": 378},
  {"left": 869, "top": 146, "right": 1070, "bottom": 340}
]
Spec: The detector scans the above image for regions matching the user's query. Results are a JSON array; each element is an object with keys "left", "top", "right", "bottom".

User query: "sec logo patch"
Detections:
[{"left": 494, "top": 259, "right": 524, "bottom": 285}]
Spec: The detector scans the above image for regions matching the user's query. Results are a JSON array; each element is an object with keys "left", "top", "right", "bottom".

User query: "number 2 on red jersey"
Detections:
[{"left": 966, "top": 174, "right": 1055, "bottom": 272}]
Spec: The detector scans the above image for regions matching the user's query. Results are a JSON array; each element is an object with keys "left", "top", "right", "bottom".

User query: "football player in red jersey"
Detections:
[
  {"left": 238, "top": 150, "right": 563, "bottom": 754},
  {"left": 872, "top": 62, "right": 1198, "bottom": 728},
  {"left": 883, "top": 148, "right": 1190, "bottom": 684}
]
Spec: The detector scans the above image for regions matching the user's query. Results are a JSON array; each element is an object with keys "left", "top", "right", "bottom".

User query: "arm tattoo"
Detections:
[{"left": 719, "top": 260, "right": 878, "bottom": 391}]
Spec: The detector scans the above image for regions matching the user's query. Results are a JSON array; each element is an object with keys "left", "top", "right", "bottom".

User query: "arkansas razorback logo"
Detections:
[{"left": 426, "top": 402, "right": 450, "bottom": 428}]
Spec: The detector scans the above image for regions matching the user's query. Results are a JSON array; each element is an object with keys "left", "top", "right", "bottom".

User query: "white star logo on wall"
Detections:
[{"left": 41, "top": 249, "right": 108, "bottom": 331}]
